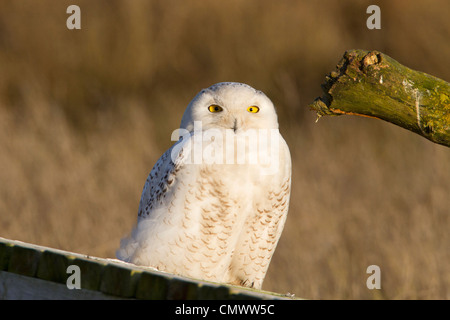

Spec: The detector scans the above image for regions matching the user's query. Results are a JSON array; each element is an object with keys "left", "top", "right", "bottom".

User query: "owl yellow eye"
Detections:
[
  {"left": 247, "top": 106, "right": 260, "bottom": 113},
  {"left": 208, "top": 105, "right": 223, "bottom": 113}
]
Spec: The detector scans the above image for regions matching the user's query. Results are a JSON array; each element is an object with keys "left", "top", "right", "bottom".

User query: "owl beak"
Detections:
[{"left": 232, "top": 118, "right": 238, "bottom": 133}]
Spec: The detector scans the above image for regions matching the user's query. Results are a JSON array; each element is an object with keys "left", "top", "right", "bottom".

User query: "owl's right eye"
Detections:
[{"left": 208, "top": 105, "right": 223, "bottom": 113}]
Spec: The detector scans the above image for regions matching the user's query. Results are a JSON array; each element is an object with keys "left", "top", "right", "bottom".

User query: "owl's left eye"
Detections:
[
  {"left": 208, "top": 105, "right": 223, "bottom": 113},
  {"left": 247, "top": 106, "right": 260, "bottom": 113}
]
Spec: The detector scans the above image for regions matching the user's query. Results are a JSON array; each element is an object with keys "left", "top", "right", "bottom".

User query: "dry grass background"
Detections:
[{"left": 0, "top": 0, "right": 449, "bottom": 299}]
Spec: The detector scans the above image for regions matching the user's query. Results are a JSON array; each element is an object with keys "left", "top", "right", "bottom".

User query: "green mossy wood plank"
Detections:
[
  {"left": 8, "top": 246, "right": 42, "bottom": 277},
  {"left": 135, "top": 271, "right": 170, "bottom": 299},
  {"left": 0, "top": 238, "right": 295, "bottom": 300},
  {"left": 99, "top": 264, "right": 141, "bottom": 298},
  {"left": 167, "top": 277, "right": 201, "bottom": 300},
  {"left": 37, "top": 250, "right": 75, "bottom": 284},
  {"left": 196, "top": 284, "right": 231, "bottom": 300},
  {"left": 310, "top": 50, "right": 450, "bottom": 147},
  {"left": 0, "top": 242, "right": 13, "bottom": 271},
  {"left": 72, "top": 257, "right": 105, "bottom": 292}
]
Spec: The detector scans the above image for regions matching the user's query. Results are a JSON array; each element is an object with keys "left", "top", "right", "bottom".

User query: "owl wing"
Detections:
[
  {"left": 116, "top": 136, "right": 190, "bottom": 262},
  {"left": 137, "top": 145, "right": 178, "bottom": 220},
  {"left": 117, "top": 133, "right": 246, "bottom": 281},
  {"left": 226, "top": 135, "right": 292, "bottom": 289}
]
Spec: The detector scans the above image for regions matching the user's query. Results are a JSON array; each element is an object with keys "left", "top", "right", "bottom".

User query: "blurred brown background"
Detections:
[{"left": 0, "top": 0, "right": 449, "bottom": 299}]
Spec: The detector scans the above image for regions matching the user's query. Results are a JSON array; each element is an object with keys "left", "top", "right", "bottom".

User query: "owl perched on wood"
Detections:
[{"left": 117, "top": 82, "right": 291, "bottom": 289}]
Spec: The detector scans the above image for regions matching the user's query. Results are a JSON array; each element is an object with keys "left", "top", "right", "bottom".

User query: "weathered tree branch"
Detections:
[{"left": 310, "top": 50, "right": 450, "bottom": 147}]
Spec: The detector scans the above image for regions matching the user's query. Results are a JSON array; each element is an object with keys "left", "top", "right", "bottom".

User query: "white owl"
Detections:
[{"left": 117, "top": 82, "right": 291, "bottom": 289}]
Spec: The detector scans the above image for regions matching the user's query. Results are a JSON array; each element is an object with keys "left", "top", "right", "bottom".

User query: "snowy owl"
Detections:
[{"left": 117, "top": 82, "right": 291, "bottom": 289}]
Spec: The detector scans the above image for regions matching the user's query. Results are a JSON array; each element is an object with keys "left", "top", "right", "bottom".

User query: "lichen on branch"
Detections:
[{"left": 310, "top": 50, "right": 450, "bottom": 147}]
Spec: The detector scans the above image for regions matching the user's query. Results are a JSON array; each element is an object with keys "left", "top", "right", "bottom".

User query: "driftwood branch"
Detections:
[{"left": 309, "top": 49, "right": 450, "bottom": 147}]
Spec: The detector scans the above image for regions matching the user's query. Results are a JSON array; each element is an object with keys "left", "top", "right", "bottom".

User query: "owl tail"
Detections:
[{"left": 115, "top": 232, "right": 138, "bottom": 262}]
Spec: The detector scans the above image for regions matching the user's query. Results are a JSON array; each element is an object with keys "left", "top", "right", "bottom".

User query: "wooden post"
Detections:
[
  {"left": 0, "top": 237, "right": 294, "bottom": 300},
  {"left": 309, "top": 50, "right": 450, "bottom": 147}
]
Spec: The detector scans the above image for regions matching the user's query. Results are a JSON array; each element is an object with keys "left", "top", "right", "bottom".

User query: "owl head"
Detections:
[{"left": 180, "top": 82, "right": 279, "bottom": 133}]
